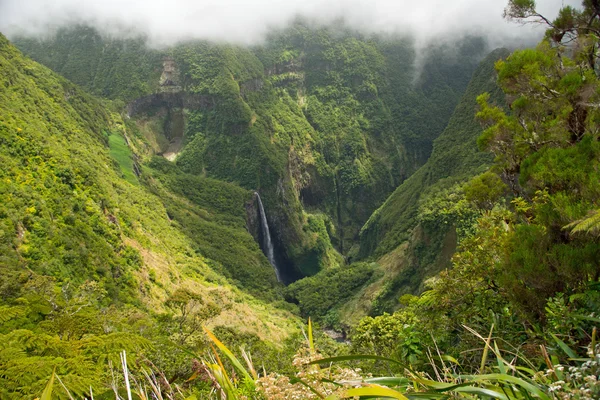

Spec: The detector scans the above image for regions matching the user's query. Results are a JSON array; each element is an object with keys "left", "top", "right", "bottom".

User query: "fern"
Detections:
[
  {"left": 565, "top": 209, "right": 600, "bottom": 235},
  {"left": 0, "top": 305, "right": 27, "bottom": 324},
  {"left": 0, "top": 329, "right": 151, "bottom": 399}
]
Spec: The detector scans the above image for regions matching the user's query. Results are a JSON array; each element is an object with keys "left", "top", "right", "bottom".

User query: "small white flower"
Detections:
[{"left": 548, "top": 384, "right": 561, "bottom": 392}]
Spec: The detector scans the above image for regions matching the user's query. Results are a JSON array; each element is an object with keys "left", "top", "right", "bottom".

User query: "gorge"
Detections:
[{"left": 1, "top": 1, "right": 600, "bottom": 397}]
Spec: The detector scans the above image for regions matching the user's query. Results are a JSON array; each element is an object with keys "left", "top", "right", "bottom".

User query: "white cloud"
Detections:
[{"left": 0, "top": 0, "right": 583, "bottom": 46}]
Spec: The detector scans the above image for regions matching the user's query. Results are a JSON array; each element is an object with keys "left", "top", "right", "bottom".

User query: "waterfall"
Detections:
[{"left": 255, "top": 192, "right": 282, "bottom": 282}]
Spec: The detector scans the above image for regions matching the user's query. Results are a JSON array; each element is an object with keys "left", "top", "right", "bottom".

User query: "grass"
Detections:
[{"left": 108, "top": 132, "right": 138, "bottom": 185}]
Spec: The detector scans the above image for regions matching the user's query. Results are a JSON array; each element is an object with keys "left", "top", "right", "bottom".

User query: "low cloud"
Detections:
[{"left": 0, "top": 0, "right": 583, "bottom": 46}]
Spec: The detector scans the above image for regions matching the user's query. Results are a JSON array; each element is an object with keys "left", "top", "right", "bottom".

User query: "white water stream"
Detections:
[{"left": 255, "top": 192, "right": 282, "bottom": 282}]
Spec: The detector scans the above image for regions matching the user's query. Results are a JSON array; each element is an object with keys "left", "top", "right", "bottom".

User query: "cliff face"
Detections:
[{"left": 127, "top": 92, "right": 215, "bottom": 117}]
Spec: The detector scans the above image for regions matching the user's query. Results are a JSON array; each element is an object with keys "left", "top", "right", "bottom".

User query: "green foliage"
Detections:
[
  {"left": 349, "top": 49, "right": 508, "bottom": 317},
  {"left": 353, "top": 311, "right": 424, "bottom": 366},
  {"left": 504, "top": 0, "right": 537, "bottom": 20},
  {"left": 14, "top": 26, "right": 162, "bottom": 101},
  {"left": 0, "top": 31, "right": 304, "bottom": 398},
  {"left": 0, "top": 281, "right": 151, "bottom": 399},
  {"left": 464, "top": 171, "right": 507, "bottom": 209},
  {"left": 0, "top": 32, "right": 139, "bottom": 299},
  {"left": 354, "top": 17, "right": 600, "bottom": 355},
  {"left": 284, "top": 263, "right": 375, "bottom": 320},
  {"left": 472, "top": 24, "right": 600, "bottom": 320},
  {"left": 359, "top": 48, "right": 508, "bottom": 260},
  {"left": 348, "top": 1, "right": 600, "bottom": 376},
  {"left": 144, "top": 158, "right": 281, "bottom": 299},
  {"left": 187, "top": 322, "right": 600, "bottom": 399},
  {"left": 108, "top": 132, "right": 138, "bottom": 185},
  {"left": 565, "top": 208, "right": 600, "bottom": 235},
  {"left": 417, "top": 182, "right": 481, "bottom": 238}
]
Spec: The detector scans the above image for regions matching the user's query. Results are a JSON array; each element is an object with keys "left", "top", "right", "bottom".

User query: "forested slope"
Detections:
[
  {"left": 14, "top": 26, "right": 162, "bottom": 101},
  {"left": 0, "top": 33, "right": 300, "bottom": 398},
  {"left": 360, "top": 48, "right": 510, "bottom": 259},
  {"left": 347, "top": 48, "right": 510, "bottom": 316},
  {"left": 283, "top": 48, "right": 510, "bottom": 325}
]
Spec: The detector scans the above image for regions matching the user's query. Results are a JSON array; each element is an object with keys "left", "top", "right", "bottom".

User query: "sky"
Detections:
[{"left": 0, "top": 0, "right": 583, "bottom": 47}]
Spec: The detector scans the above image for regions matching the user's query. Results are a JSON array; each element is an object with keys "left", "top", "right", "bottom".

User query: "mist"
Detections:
[{"left": 0, "top": 0, "right": 583, "bottom": 47}]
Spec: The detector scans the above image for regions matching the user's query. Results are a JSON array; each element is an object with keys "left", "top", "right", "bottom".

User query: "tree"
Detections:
[
  {"left": 471, "top": 0, "right": 600, "bottom": 321},
  {"left": 164, "top": 289, "right": 221, "bottom": 346},
  {"left": 504, "top": 0, "right": 600, "bottom": 72},
  {"left": 478, "top": 1, "right": 600, "bottom": 195}
]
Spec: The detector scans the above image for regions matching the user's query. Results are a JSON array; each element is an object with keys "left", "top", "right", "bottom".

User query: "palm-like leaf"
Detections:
[{"left": 565, "top": 209, "right": 600, "bottom": 235}]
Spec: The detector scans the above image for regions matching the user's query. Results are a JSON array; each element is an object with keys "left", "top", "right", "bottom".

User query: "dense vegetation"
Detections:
[
  {"left": 14, "top": 26, "right": 162, "bottom": 101},
  {"left": 280, "top": 47, "right": 511, "bottom": 328},
  {"left": 0, "top": 32, "right": 301, "bottom": 399},
  {"left": 178, "top": 1, "right": 600, "bottom": 398},
  {"left": 2, "top": 0, "right": 600, "bottom": 397},
  {"left": 15, "top": 24, "right": 486, "bottom": 279}
]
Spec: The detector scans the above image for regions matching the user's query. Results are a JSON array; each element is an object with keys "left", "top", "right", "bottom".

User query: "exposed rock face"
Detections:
[
  {"left": 162, "top": 107, "right": 185, "bottom": 161},
  {"left": 245, "top": 195, "right": 260, "bottom": 243},
  {"left": 265, "top": 59, "right": 302, "bottom": 76},
  {"left": 159, "top": 56, "right": 181, "bottom": 92},
  {"left": 126, "top": 91, "right": 215, "bottom": 161},
  {"left": 126, "top": 92, "right": 215, "bottom": 117}
]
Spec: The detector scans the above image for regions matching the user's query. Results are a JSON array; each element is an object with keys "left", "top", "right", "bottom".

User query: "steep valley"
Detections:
[
  {"left": 14, "top": 24, "right": 489, "bottom": 281},
  {"left": 3, "top": 2, "right": 600, "bottom": 396}
]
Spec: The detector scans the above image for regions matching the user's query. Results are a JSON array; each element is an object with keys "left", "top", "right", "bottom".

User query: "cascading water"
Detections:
[{"left": 255, "top": 192, "right": 282, "bottom": 282}]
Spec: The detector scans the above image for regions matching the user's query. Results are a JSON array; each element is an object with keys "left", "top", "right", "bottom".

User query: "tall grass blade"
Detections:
[
  {"left": 121, "top": 351, "right": 133, "bottom": 400},
  {"left": 592, "top": 327, "right": 597, "bottom": 357},
  {"left": 210, "top": 343, "right": 231, "bottom": 384},
  {"left": 465, "top": 373, "right": 551, "bottom": 400},
  {"left": 55, "top": 373, "right": 75, "bottom": 400},
  {"left": 241, "top": 348, "right": 258, "bottom": 380},
  {"left": 440, "top": 355, "right": 460, "bottom": 365},
  {"left": 494, "top": 342, "right": 507, "bottom": 374},
  {"left": 204, "top": 326, "right": 253, "bottom": 382},
  {"left": 343, "top": 384, "right": 409, "bottom": 399},
  {"left": 480, "top": 324, "right": 495, "bottom": 373},
  {"left": 308, "top": 317, "right": 315, "bottom": 353},
  {"left": 307, "top": 354, "right": 410, "bottom": 371},
  {"left": 365, "top": 377, "right": 410, "bottom": 387},
  {"left": 453, "top": 386, "right": 509, "bottom": 399},
  {"left": 141, "top": 369, "right": 162, "bottom": 400},
  {"left": 550, "top": 334, "right": 577, "bottom": 359},
  {"left": 204, "top": 361, "right": 236, "bottom": 399},
  {"left": 39, "top": 368, "right": 55, "bottom": 400},
  {"left": 411, "top": 377, "right": 478, "bottom": 392}
]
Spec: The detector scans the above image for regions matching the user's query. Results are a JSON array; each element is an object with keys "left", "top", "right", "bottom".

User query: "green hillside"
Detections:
[
  {"left": 0, "top": 32, "right": 300, "bottom": 399},
  {"left": 359, "top": 48, "right": 510, "bottom": 260},
  {"left": 14, "top": 26, "right": 162, "bottom": 101},
  {"left": 350, "top": 48, "right": 510, "bottom": 316}
]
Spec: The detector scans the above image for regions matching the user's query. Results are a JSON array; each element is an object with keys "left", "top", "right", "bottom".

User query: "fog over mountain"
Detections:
[{"left": 0, "top": 0, "right": 582, "bottom": 46}]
